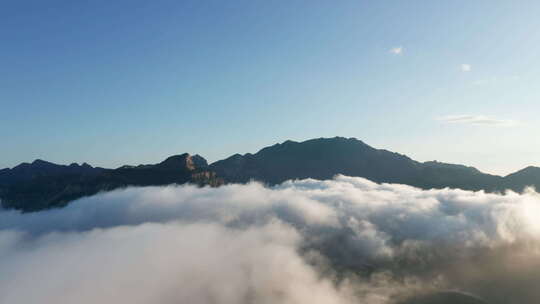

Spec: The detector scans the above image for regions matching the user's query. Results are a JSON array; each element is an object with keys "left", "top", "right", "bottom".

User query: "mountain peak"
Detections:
[
  {"left": 32, "top": 159, "right": 53, "bottom": 166},
  {"left": 190, "top": 154, "right": 209, "bottom": 169},
  {"left": 11, "top": 159, "right": 57, "bottom": 171},
  {"left": 303, "top": 136, "right": 369, "bottom": 147},
  {"left": 423, "top": 160, "right": 482, "bottom": 174},
  {"left": 520, "top": 165, "right": 540, "bottom": 172},
  {"left": 157, "top": 154, "right": 208, "bottom": 171},
  {"left": 505, "top": 166, "right": 540, "bottom": 178},
  {"left": 210, "top": 136, "right": 416, "bottom": 184},
  {"left": 158, "top": 153, "right": 190, "bottom": 168}
]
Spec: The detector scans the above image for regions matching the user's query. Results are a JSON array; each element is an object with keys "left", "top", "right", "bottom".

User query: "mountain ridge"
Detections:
[
  {"left": 1, "top": 137, "right": 539, "bottom": 212},
  {"left": 0, "top": 153, "right": 221, "bottom": 211}
]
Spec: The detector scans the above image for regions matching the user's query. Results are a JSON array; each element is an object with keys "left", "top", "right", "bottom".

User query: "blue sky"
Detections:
[{"left": 1, "top": 0, "right": 539, "bottom": 175}]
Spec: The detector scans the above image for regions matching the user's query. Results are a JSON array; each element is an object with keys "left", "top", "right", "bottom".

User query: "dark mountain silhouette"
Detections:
[
  {"left": 0, "top": 154, "right": 221, "bottom": 212},
  {"left": 1, "top": 137, "right": 539, "bottom": 212},
  {"left": 502, "top": 166, "right": 540, "bottom": 192},
  {"left": 0, "top": 159, "right": 104, "bottom": 185},
  {"left": 210, "top": 138, "right": 420, "bottom": 185},
  {"left": 209, "top": 137, "right": 508, "bottom": 191}
]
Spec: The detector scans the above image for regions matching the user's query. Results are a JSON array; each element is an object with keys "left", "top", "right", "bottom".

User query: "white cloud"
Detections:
[
  {"left": 438, "top": 114, "right": 516, "bottom": 126},
  {"left": 2, "top": 177, "right": 540, "bottom": 303},
  {"left": 461, "top": 64, "right": 472, "bottom": 72},
  {"left": 0, "top": 222, "right": 353, "bottom": 304},
  {"left": 390, "top": 46, "right": 403, "bottom": 55}
]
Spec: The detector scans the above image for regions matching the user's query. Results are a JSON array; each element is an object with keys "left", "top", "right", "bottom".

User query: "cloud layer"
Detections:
[{"left": 2, "top": 176, "right": 540, "bottom": 304}]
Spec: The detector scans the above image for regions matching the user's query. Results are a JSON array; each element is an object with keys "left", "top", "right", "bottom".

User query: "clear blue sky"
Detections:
[{"left": 2, "top": 0, "right": 539, "bottom": 175}]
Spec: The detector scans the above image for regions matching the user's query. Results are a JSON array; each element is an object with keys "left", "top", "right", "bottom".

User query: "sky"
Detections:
[{"left": 1, "top": 0, "right": 539, "bottom": 175}]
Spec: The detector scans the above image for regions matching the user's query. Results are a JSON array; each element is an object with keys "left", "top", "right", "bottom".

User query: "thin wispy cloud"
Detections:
[
  {"left": 472, "top": 75, "right": 520, "bottom": 86},
  {"left": 461, "top": 64, "right": 472, "bottom": 72},
  {"left": 390, "top": 46, "right": 403, "bottom": 55},
  {"left": 472, "top": 77, "right": 497, "bottom": 86},
  {"left": 438, "top": 114, "right": 516, "bottom": 126}
]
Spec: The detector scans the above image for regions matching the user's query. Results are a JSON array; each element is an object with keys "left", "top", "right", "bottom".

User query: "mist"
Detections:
[{"left": 2, "top": 175, "right": 540, "bottom": 304}]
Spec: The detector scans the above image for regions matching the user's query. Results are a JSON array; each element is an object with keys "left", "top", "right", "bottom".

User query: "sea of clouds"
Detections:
[{"left": 2, "top": 175, "right": 540, "bottom": 304}]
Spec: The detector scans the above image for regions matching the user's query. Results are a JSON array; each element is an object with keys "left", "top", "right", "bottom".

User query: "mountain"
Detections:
[
  {"left": 0, "top": 159, "right": 104, "bottom": 186},
  {"left": 503, "top": 166, "right": 540, "bottom": 192},
  {"left": 209, "top": 137, "right": 506, "bottom": 191},
  {"left": 0, "top": 154, "right": 222, "bottom": 212},
  {"left": 1, "top": 137, "right": 539, "bottom": 212},
  {"left": 210, "top": 137, "right": 421, "bottom": 184}
]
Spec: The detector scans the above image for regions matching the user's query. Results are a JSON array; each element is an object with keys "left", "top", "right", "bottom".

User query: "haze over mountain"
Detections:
[{"left": 1, "top": 137, "right": 539, "bottom": 212}]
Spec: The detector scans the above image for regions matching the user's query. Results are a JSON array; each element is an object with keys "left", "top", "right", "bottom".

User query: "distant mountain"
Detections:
[
  {"left": 0, "top": 154, "right": 221, "bottom": 212},
  {"left": 0, "top": 159, "right": 104, "bottom": 186},
  {"left": 210, "top": 137, "right": 421, "bottom": 185},
  {"left": 1, "top": 137, "right": 539, "bottom": 212},
  {"left": 503, "top": 166, "right": 540, "bottom": 191},
  {"left": 209, "top": 137, "right": 507, "bottom": 191}
]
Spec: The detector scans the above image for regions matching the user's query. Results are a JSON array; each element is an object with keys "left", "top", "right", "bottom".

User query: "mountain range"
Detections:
[{"left": 1, "top": 137, "right": 539, "bottom": 212}]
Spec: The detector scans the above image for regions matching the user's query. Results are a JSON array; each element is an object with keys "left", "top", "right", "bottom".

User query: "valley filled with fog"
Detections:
[{"left": 2, "top": 175, "right": 540, "bottom": 304}]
